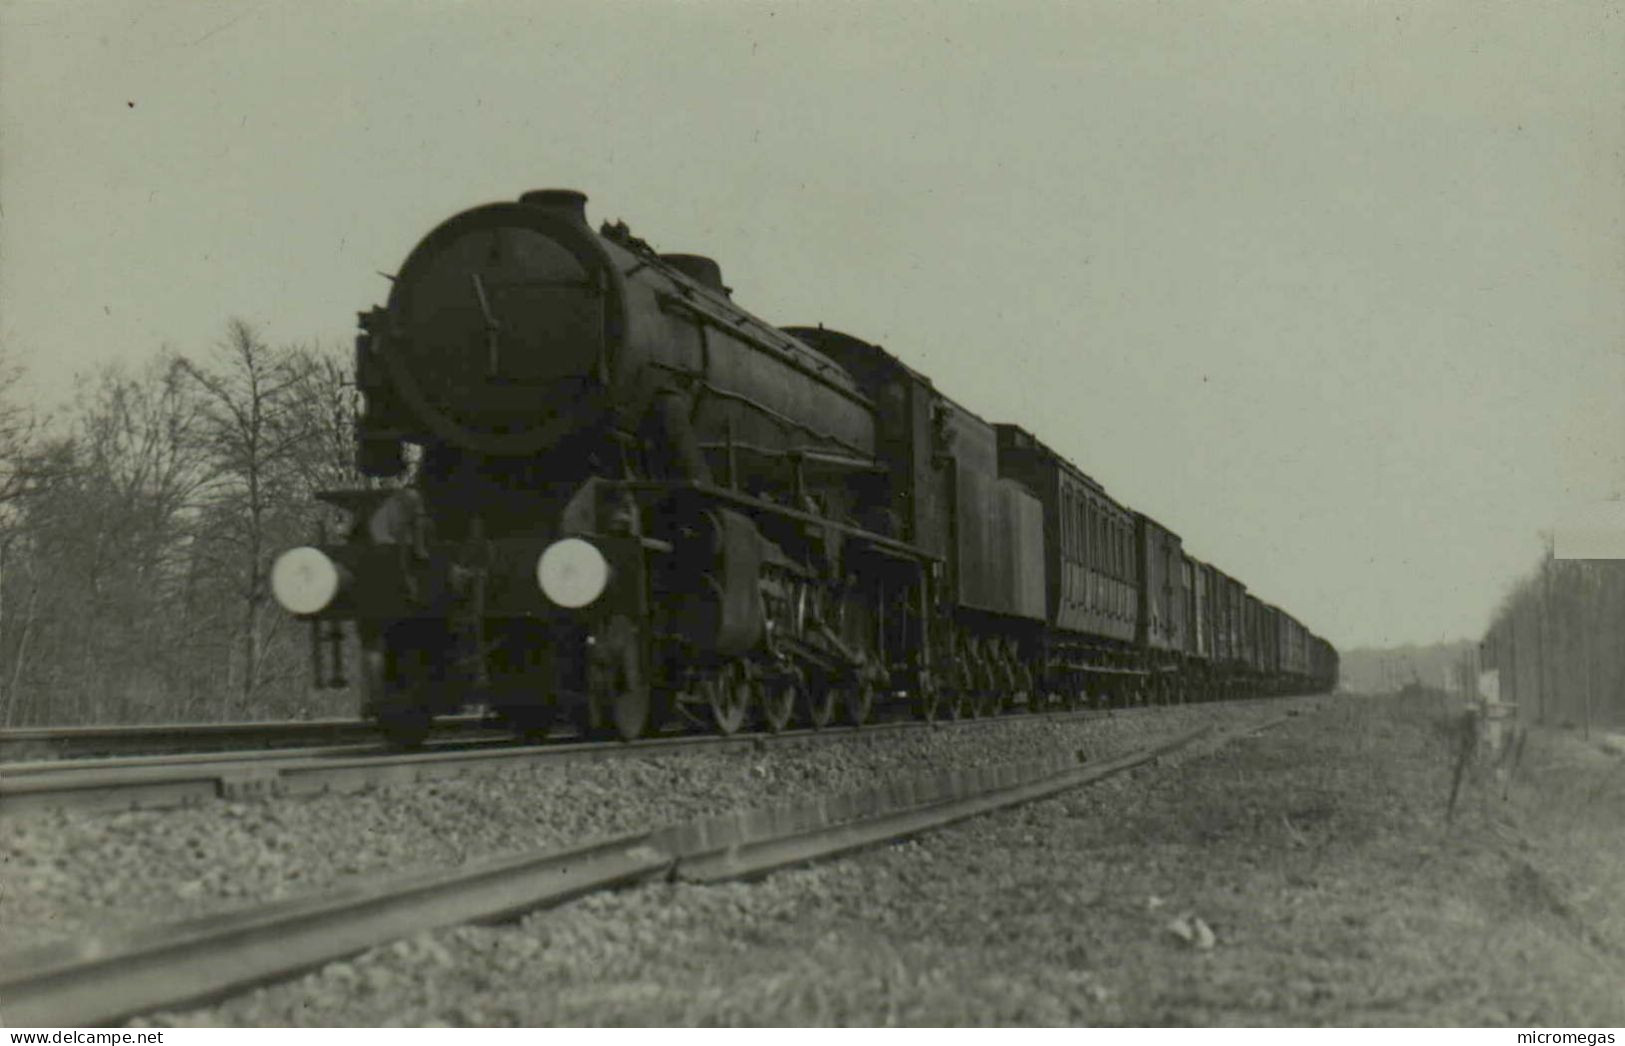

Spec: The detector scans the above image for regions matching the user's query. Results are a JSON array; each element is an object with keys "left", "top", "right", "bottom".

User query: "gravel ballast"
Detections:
[
  {"left": 141, "top": 694, "right": 1625, "bottom": 1026},
  {"left": 0, "top": 698, "right": 1314, "bottom": 954}
]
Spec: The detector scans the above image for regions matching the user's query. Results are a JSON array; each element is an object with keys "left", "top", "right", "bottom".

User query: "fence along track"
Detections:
[{"left": 0, "top": 711, "right": 1301, "bottom": 1026}]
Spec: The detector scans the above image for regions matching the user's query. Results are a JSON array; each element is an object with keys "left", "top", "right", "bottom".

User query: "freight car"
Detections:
[{"left": 271, "top": 189, "right": 1336, "bottom": 744}]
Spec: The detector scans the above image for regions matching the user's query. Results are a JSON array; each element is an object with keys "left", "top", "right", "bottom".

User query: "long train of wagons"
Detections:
[{"left": 270, "top": 189, "right": 1338, "bottom": 745}]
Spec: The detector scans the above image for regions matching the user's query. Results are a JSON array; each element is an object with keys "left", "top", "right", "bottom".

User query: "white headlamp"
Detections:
[{"left": 536, "top": 537, "right": 611, "bottom": 608}]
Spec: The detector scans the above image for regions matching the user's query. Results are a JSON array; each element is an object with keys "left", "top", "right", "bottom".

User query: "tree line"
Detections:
[
  {"left": 0, "top": 322, "right": 380, "bottom": 726},
  {"left": 1480, "top": 551, "right": 1625, "bottom": 733}
]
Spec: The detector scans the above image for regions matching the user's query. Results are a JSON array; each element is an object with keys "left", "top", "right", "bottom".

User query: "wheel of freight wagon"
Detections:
[
  {"left": 802, "top": 671, "right": 838, "bottom": 730},
  {"left": 706, "top": 661, "right": 752, "bottom": 736},
  {"left": 1018, "top": 665, "right": 1045, "bottom": 713},
  {"left": 994, "top": 648, "right": 1019, "bottom": 699},
  {"left": 914, "top": 677, "right": 942, "bottom": 723},
  {"left": 843, "top": 681, "right": 875, "bottom": 727},
  {"left": 760, "top": 669, "right": 797, "bottom": 734},
  {"left": 972, "top": 651, "right": 1001, "bottom": 717},
  {"left": 948, "top": 647, "right": 976, "bottom": 720}
]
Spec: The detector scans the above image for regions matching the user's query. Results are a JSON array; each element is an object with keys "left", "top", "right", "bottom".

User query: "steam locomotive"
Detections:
[{"left": 270, "top": 189, "right": 1337, "bottom": 746}]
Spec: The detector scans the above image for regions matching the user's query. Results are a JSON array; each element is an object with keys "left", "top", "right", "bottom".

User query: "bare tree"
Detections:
[
  {"left": 0, "top": 329, "right": 373, "bottom": 726},
  {"left": 0, "top": 358, "right": 216, "bottom": 724},
  {"left": 176, "top": 319, "right": 322, "bottom": 712},
  {"left": 1487, "top": 549, "right": 1625, "bottom": 730},
  {"left": 283, "top": 341, "right": 370, "bottom": 499},
  {"left": 0, "top": 346, "right": 45, "bottom": 510},
  {"left": 0, "top": 347, "right": 77, "bottom": 724}
]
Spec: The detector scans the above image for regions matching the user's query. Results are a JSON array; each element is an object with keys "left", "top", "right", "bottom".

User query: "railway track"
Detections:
[
  {"left": 1, "top": 708, "right": 1305, "bottom": 1026},
  {"left": 0, "top": 714, "right": 496, "bottom": 762},
  {"left": 0, "top": 705, "right": 1105, "bottom": 816},
  {"left": 0, "top": 696, "right": 1306, "bottom": 817}
]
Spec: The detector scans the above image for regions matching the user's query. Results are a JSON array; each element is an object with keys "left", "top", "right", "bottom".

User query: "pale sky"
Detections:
[{"left": 2, "top": 0, "right": 1621, "bottom": 651}]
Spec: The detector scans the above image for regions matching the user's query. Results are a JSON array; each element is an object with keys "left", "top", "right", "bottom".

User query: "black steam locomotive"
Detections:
[{"left": 271, "top": 189, "right": 1337, "bottom": 745}]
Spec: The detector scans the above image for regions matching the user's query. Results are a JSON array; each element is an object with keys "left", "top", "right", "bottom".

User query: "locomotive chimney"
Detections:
[{"left": 519, "top": 188, "right": 589, "bottom": 227}]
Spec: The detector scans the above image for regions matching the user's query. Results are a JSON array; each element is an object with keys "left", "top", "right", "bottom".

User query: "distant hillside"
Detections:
[{"left": 1337, "top": 640, "right": 1476, "bottom": 694}]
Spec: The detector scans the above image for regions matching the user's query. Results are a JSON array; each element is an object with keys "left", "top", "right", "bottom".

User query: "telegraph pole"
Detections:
[{"left": 1537, "top": 532, "right": 1553, "bottom": 726}]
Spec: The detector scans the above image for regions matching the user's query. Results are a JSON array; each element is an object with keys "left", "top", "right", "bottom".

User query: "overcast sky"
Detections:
[{"left": 2, "top": 0, "right": 1621, "bottom": 651}]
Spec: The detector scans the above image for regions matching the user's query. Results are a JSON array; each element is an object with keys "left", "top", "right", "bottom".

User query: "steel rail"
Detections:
[
  {"left": 0, "top": 707, "right": 1103, "bottom": 815},
  {"left": 0, "top": 696, "right": 1314, "bottom": 817},
  {"left": 0, "top": 714, "right": 495, "bottom": 762},
  {"left": 0, "top": 710, "right": 1304, "bottom": 1026}
]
